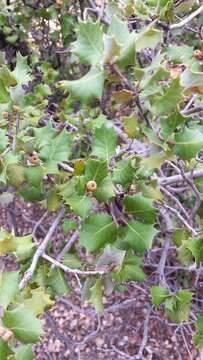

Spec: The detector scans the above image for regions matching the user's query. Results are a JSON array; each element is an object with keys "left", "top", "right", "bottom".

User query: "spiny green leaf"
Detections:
[
  {"left": 3, "top": 306, "right": 43, "bottom": 344},
  {"left": 85, "top": 159, "right": 108, "bottom": 185},
  {"left": 94, "top": 176, "right": 115, "bottom": 202},
  {"left": 61, "top": 67, "right": 105, "bottom": 103},
  {"left": 72, "top": 20, "right": 103, "bottom": 65},
  {"left": 14, "top": 345, "right": 33, "bottom": 360},
  {"left": 174, "top": 127, "right": 203, "bottom": 161},
  {"left": 150, "top": 78, "right": 182, "bottom": 115},
  {"left": 103, "top": 35, "right": 121, "bottom": 63},
  {"left": 80, "top": 213, "right": 117, "bottom": 253},
  {"left": 121, "top": 220, "right": 158, "bottom": 252},
  {"left": 39, "top": 129, "right": 71, "bottom": 173},
  {"left": 0, "top": 272, "right": 19, "bottom": 309},
  {"left": 48, "top": 268, "right": 71, "bottom": 296},
  {"left": 181, "top": 68, "right": 203, "bottom": 94},
  {"left": 113, "top": 255, "right": 146, "bottom": 282},
  {"left": 23, "top": 288, "right": 53, "bottom": 316},
  {"left": 0, "top": 339, "right": 13, "bottom": 360},
  {"left": 89, "top": 278, "right": 104, "bottom": 313},
  {"left": 65, "top": 195, "right": 92, "bottom": 219},
  {"left": 92, "top": 125, "right": 117, "bottom": 162},
  {"left": 112, "top": 160, "right": 135, "bottom": 187},
  {"left": 12, "top": 52, "right": 32, "bottom": 86},
  {"left": 0, "top": 129, "right": 8, "bottom": 153},
  {"left": 96, "top": 245, "right": 126, "bottom": 270},
  {"left": 150, "top": 286, "right": 169, "bottom": 307},
  {"left": 124, "top": 194, "right": 157, "bottom": 223},
  {"left": 135, "top": 25, "right": 163, "bottom": 52},
  {"left": 62, "top": 253, "right": 83, "bottom": 269}
]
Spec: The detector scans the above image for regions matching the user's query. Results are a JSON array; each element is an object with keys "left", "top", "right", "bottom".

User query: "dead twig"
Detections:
[
  {"left": 19, "top": 210, "right": 65, "bottom": 290},
  {"left": 156, "top": 208, "right": 172, "bottom": 288}
]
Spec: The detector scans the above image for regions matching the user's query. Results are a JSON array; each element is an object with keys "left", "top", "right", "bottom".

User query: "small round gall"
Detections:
[
  {"left": 86, "top": 180, "right": 97, "bottom": 192},
  {"left": 2, "top": 330, "right": 13, "bottom": 342}
]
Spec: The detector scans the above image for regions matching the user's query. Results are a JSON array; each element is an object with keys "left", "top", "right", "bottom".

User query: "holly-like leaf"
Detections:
[
  {"left": 12, "top": 52, "right": 32, "bottom": 86},
  {"left": 113, "top": 255, "right": 146, "bottom": 282},
  {"left": 89, "top": 277, "right": 104, "bottom": 313},
  {"left": 96, "top": 245, "right": 126, "bottom": 271},
  {"left": 121, "top": 220, "right": 158, "bottom": 252},
  {"left": 112, "top": 160, "right": 135, "bottom": 187},
  {"left": 94, "top": 176, "right": 115, "bottom": 202},
  {"left": 122, "top": 115, "right": 139, "bottom": 138},
  {"left": 0, "top": 129, "right": 8, "bottom": 153},
  {"left": 140, "top": 151, "right": 174, "bottom": 172},
  {"left": 85, "top": 159, "right": 108, "bottom": 185},
  {"left": 187, "top": 236, "right": 203, "bottom": 263},
  {"left": 193, "top": 315, "right": 203, "bottom": 348},
  {"left": 92, "top": 125, "right": 117, "bottom": 162},
  {"left": 124, "top": 194, "right": 156, "bottom": 223},
  {"left": 3, "top": 306, "right": 43, "bottom": 344},
  {"left": 150, "top": 286, "right": 169, "bottom": 307},
  {"left": 14, "top": 345, "right": 33, "bottom": 360},
  {"left": 72, "top": 20, "right": 103, "bottom": 65},
  {"left": 80, "top": 213, "right": 117, "bottom": 252},
  {"left": 34, "top": 121, "right": 56, "bottom": 149},
  {"left": 62, "top": 253, "right": 83, "bottom": 269},
  {"left": 103, "top": 35, "right": 121, "bottom": 64},
  {"left": 0, "top": 229, "right": 16, "bottom": 255},
  {"left": 61, "top": 67, "right": 105, "bottom": 103},
  {"left": 174, "top": 127, "right": 203, "bottom": 161},
  {"left": 48, "top": 268, "right": 71, "bottom": 296},
  {"left": 135, "top": 26, "right": 163, "bottom": 52},
  {"left": 0, "top": 339, "right": 13, "bottom": 360},
  {"left": 181, "top": 68, "right": 203, "bottom": 94},
  {"left": 61, "top": 219, "right": 77, "bottom": 234},
  {"left": 39, "top": 129, "right": 71, "bottom": 173},
  {"left": 166, "top": 44, "right": 194, "bottom": 65},
  {"left": 0, "top": 79, "right": 10, "bottom": 103},
  {"left": 0, "top": 153, "right": 20, "bottom": 184},
  {"left": 15, "top": 234, "right": 35, "bottom": 261},
  {"left": 0, "top": 272, "right": 19, "bottom": 309},
  {"left": 150, "top": 78, "right": 182, "bottom": 115},
  {"left": 161, "top": 112, "right": 185, "bottom": 138},
  {"left": 66, "top": 195, "right": 92, "bottom": 218},
  {"left": 23, "top": 288, "right": 53, "bottom": 316},
  {"left": 110, "top": 15, "right": 130, "bottom": 45},
  {"left": 165, "top": 290, "right": 193, "bottom": 323},
  {"left": 47, "top": 188, "right": 61, "bottom": 212}
]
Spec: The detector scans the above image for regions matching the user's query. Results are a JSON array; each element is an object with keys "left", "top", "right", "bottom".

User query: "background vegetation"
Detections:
[{"left": 0, "top": 0, "right": 203, "bottom": 358}]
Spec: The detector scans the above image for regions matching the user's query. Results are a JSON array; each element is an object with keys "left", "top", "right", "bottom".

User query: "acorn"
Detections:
[
  {"left": 86, "top": 180, "right": 97, "bottom": 192},
  {"left": 13, "top": 105, "right": 20, "bottom": 113},
  {"left": 193, "top": 49, "right": 203, "bottom": 61},
  {"left": 2, "top": 111, "right": 9, "bottom": 119},
  {"left": 2, "top": 330, "right": 13, "bottom": 342},
  {"left": 30, "top": 153, "right": 40, "bottom": 165}
]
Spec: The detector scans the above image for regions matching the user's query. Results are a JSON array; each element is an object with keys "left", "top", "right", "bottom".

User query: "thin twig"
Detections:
[
  {"left": 160, "top": 186, "right": 189, "bottom": 220},
  {"left": 58, "top": 163, "right": 74, "bottom": 173},
  {"left": 162, "top": 204, "right": 198, "bottom": 236},
  {"left": 42, "top": 253, "right": 107, "bottom": 276},
  {"left": 178, "top": 161, "right": 202, "bottom": 221},
  {"left": 180, "top": 327, "right": 193, "bottom": 360},
  {"left": 32, "top": 211, "right": 48, "bottom": 240},
  {"left": 19, "top": 210, "right": 65, "bottom": 290},
  {"left": 156, "top": 208, "right": 172, "bottom": 288},
  {"left": 158, "top": 169, "right": 203, "bottom": 186},
  {"left": 53, "top": 230, "right": 79, "bottom": 269},
  {"left": 170, "top": 5, "right": 203, "bottom": 29},
  {"left": 135, "top": 308, "right": 151, "bottom": 359}
]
